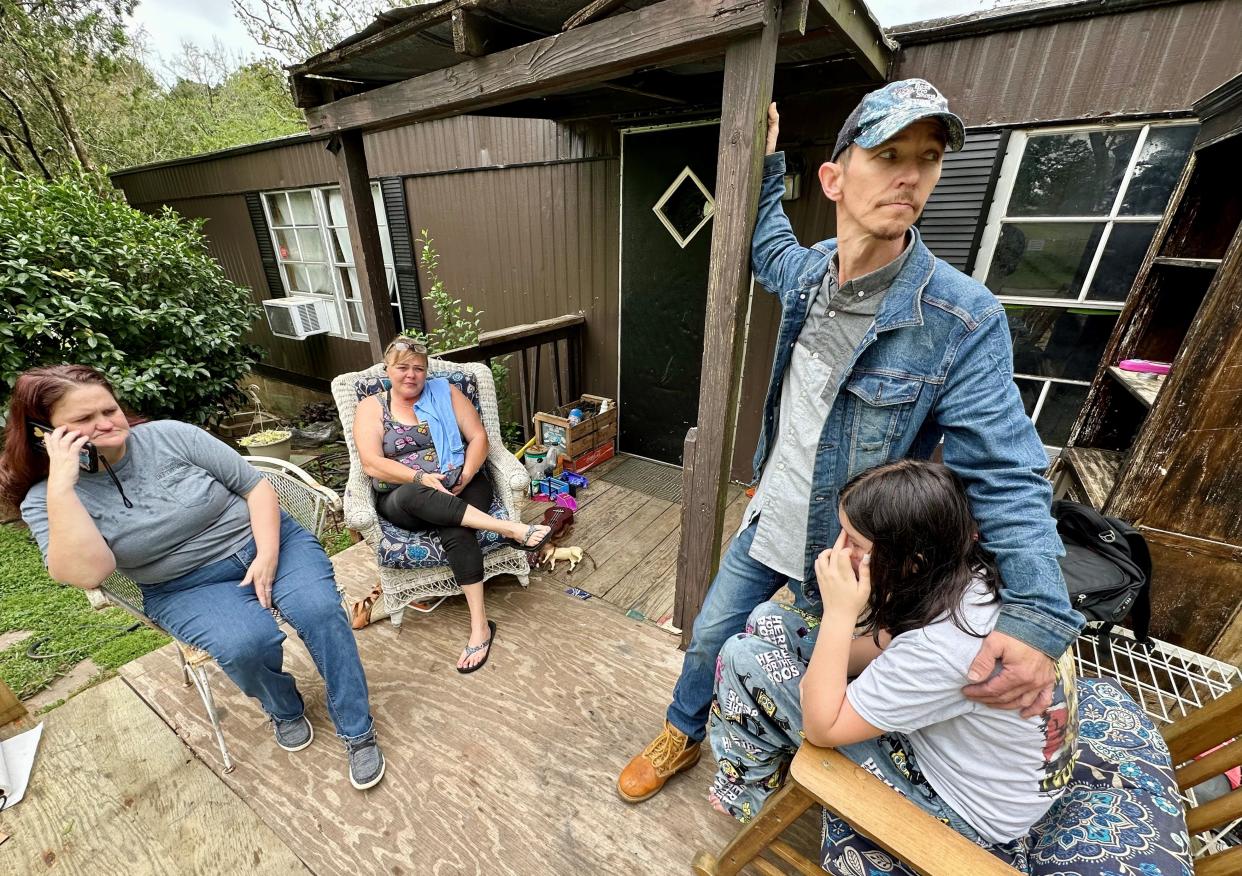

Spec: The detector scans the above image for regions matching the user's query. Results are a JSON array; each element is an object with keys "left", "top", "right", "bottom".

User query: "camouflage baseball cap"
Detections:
[{"left": 832, "top": 79, "right": 965, "bottom": 160}]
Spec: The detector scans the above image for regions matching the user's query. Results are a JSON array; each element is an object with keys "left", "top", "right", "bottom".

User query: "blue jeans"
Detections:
[
  {"left": 141, "top": 513, "right": 374, "bottom": 740},
  {"left": 667, "top": 519, "right": 811, "bottom": 742}
]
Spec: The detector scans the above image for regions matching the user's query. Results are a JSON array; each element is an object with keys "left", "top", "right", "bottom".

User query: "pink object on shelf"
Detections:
[{"left": 1118, "top": 359, "right": 1171, "bottom": 375}]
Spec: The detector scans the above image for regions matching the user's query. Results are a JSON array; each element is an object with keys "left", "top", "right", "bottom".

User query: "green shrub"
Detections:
[{"left": 0, "top": 170, "right": 260, "bottom": 422}]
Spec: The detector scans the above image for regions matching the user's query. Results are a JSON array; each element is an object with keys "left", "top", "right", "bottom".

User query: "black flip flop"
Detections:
[
  {"left": 508, "top": 523, "right": 553, "bottom": 553},
  {"left": 457, "top": 620, "right": 496, "bottom": 675}
]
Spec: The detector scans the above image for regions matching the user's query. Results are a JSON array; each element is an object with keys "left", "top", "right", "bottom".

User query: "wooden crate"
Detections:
[
  {"left": 562, "top": 439, "right": 615, "bottom": 473},
  {"left": 533, "top": 395, "right": 616, "bottom": 458}
]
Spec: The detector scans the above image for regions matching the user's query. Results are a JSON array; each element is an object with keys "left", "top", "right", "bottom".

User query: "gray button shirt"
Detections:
[{"left": 743, "top": 231, "right": 916, "bottom": 580}]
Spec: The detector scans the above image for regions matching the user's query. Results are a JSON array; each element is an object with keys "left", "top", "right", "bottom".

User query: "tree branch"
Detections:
[
  {"left": 0, "top": 84, "right": 51, "bottom": 178},
  {"left": 41, "top": 71, "right": 95, "bottom": 172}
]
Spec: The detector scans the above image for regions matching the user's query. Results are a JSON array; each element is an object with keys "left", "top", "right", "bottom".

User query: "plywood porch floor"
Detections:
[
  {"left": 116, "top": 538, "right": 819, "bottom": 875},
  {"left": 522, "top": 454, "right": 748, "bottom": 632}
]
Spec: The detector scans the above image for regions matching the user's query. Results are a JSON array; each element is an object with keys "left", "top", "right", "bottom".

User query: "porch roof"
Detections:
[{"left": 289, "top": 0, "right": 894, "bottom": 131}]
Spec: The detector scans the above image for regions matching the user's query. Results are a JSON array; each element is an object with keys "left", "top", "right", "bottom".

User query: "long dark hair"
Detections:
[
  {"left": 840, "top": 459, "right": 999, "bottom": 640},
  {"left": 0, "top": 365, "right": 142, "bottom": 507}
]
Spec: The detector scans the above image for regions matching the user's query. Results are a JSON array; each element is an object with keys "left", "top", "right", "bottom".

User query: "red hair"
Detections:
[{"left": 0, "top": 365, "right": 143, "bottom": 507}]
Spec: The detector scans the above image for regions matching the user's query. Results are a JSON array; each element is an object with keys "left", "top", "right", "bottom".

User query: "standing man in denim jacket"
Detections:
[{"left": 617, "top": 79, "right": 1085, "bottom": 803}]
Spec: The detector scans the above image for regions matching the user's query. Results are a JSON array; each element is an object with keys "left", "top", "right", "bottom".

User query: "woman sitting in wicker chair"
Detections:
[{"left": 354, "top": 337, "right": 552, "bottom": 673}]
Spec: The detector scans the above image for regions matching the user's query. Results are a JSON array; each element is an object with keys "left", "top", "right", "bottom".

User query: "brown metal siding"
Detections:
[
  {"left": 113, "top": 117, "right": 618, "bottom": 205},
  {"left": 115, "top": 140, "right": 338, "bottom": 205},
  {"left": 142, "top": 195, "right": 372, "bottom": 381},
  {"left": 894, "top": 0, "right": 1242, "bottom": 128},
  {"left": 404, "top": 158, "right": 620, "bottom": 401},
  {"left": 366, "top": 117, "right": 616, "bottom": 176}
]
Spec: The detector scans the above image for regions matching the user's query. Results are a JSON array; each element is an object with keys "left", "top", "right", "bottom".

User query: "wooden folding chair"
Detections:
[
  {"left": 691, "top": 743, "right": 1021, "bottom": 876},
  {"left": 694, "top": 636, "right": 1242, "bottom": 876},
  {"left": 1165, "top": 686, "right": 1242, "bottom": 876}
]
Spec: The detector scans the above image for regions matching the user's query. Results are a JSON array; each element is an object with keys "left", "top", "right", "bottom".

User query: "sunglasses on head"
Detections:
[{"left": 387, "top": 338, "right": 429, "bottom": 354}]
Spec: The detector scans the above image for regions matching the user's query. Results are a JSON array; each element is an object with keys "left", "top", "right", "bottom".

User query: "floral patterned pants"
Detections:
[{"left": 707, "top": 600, "right": 1030, "bottom": 875}]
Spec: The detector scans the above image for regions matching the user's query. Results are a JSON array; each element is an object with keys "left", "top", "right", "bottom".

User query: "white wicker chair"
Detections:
[
  {"left": 331, "top": 358, "right": 531, "bottom": 626},
  {"left": 90, "top": 456, "right": 343, "bottom": 773}
]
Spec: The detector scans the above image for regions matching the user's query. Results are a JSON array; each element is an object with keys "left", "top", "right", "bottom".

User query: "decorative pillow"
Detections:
[
  {"left": 353, "top": 370, "right": 481, "bottom": 415},
  {"left": 818, "top": 677, "right": 1192, "bottom": 876},
  {"left": 1028, "top": 677, "right": 1192, "bottom": 876}
]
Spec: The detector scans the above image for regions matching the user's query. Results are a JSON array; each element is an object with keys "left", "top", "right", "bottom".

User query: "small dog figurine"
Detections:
[{"left": 540, "top": 544, "right": 584, "bottom": 572}]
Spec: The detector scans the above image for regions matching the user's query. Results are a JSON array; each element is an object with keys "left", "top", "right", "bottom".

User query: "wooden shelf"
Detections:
[
  {"left": 1060, "top": 446, "right": 1125, "bottom": 509},
  {"left": 1153, "top": 256, "right": 1223, "bottom": 269},
  {"left": 1109, "top": 366, "right": 1165, "bottom": 408}
]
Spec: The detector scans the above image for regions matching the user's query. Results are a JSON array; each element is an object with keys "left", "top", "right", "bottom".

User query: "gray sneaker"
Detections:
[
  {"left": 347, "top": 731, "right": 386, "bottom": 790},
  {"left": 273, "top": 715, "right": 314, "bottom": 752}
]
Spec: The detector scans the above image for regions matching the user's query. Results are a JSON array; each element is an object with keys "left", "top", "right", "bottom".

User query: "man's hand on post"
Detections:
[
  {"left": 962, "top": 630, "right": 1056, "bottom": 718},
  {"left": 765, "top": 102, "right": 780, "bottom": 155}
]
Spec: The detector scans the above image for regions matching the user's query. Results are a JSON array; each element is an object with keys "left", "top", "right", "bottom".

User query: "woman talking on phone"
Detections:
[{"left": 0, "top": 365, "right": 386, "bottom": 790}]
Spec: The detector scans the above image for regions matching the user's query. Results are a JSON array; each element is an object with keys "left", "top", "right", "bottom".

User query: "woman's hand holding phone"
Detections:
[{"left": 45, "top": 426, "right": 91, "bottom": 490}]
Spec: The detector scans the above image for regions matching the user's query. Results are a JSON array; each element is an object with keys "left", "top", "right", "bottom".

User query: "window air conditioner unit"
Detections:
[{"left": 262, "top": 296, "right": 338, "bottom": 340}]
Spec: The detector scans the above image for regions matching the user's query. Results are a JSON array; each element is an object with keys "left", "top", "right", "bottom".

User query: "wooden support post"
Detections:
[
  {"left": 531, "top": 342, "right": 543, "bottom": 417},
  {"left": 551, "top": 339, "right": 564, "bottom": 408},
  {"left": 571, "top": 328, "right": 584, "bottom": 401},
  {"left": 328, "top": 130, "right": 396, "bottom": 363},
  {"left": 675, "top": 427, "right": 700, "bottom": 649},
  {"left": 518, "top": 348, "right": 533, "bottom": 442},
  {"left": 675, "top": 5, "right": 780, "bottom": 640}
]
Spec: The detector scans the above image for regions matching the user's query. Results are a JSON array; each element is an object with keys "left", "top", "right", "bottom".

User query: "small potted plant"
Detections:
[{"left": 237, "top": 428, "right": 294, "bottom": 461}]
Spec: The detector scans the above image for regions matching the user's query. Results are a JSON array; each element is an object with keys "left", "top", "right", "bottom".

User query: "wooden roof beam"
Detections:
[
  {"left": 810, "top": 0, "right": 893, "bottom": 81},
  {"left": 452, "top": 8, "right": 540, "bottom": 58},
  {"left": 291, "top": 0, "right": 480, "bottom": 79},
  {"left": 302, "top": 0, "right": 775, "bottom": 134}
]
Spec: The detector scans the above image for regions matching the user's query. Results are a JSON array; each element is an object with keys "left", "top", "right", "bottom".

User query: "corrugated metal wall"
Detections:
[
  {"left": 894, "top": 0, "right": 1242, "bottom": 128},
  {"left": 404, "top": 157, "right": 621, "bottom": 407},
  {"left": 114, "top": 116, "right": 619, "bottom": 390}
]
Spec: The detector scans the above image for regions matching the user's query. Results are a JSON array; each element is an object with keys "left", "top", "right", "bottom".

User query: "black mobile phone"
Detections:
[{"left": 28, "top": 420, "right": 100, "bottom": 474}]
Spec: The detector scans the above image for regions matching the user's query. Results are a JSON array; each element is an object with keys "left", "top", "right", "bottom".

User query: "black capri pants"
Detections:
[{"left": 376, "top": 472, "right": 496, "bottom": 585}]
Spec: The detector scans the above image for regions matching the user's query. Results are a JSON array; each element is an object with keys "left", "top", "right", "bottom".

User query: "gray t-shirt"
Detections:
[
  {"left": 21, "top": 420, "right": 263, "bottom": 585},
  {"left": 846, "top": 580, "right": 1079, "bottom": 844}
]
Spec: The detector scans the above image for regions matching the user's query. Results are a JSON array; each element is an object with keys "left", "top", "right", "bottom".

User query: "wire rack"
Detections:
[{"left": 1075, "top": 625, "right": 1242, "bottom": 856}]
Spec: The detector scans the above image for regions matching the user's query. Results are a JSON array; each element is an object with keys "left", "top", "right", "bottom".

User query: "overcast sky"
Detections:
[{"left": 127, "top": 0, "right": 1011, "bottom": 70}]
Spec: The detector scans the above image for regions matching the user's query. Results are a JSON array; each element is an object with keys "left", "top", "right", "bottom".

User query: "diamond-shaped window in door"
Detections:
[{"left": 652, "top": 166, "right": 716, "bottom": 249}]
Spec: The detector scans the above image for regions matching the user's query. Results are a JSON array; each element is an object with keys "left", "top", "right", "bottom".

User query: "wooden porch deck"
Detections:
[
  {"left": 4, "top": 495, "right": 821, "bottom": 875},
  {"left": 522, "top": 454, "right": 747, "bottom": 633}
]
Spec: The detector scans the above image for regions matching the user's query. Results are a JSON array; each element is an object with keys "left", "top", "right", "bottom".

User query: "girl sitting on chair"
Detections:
[
  {"left": 707, "top": 460, "right": 1077, "bottom": 871},
  {"left": 353, "top": 337, "right": 551, "bottom": 673}
]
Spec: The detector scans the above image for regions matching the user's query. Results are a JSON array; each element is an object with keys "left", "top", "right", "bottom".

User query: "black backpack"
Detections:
[{"left": 1052, "top": 500, "right": 1153, "bottom": 645}]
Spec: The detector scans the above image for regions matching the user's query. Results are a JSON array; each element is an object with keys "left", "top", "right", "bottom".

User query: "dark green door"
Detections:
[{"left": 620, "top": 123, "right": 719, "bottom": 465}]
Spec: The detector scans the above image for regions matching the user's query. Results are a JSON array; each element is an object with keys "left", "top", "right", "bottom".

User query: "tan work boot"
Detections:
[{"left": 617, "top": 721, "right": 701, "bottom": 803}]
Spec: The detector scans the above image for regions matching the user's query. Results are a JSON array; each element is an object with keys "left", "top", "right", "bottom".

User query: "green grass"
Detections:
[{"left": 0, "top": 524, "right": 168, "bottom": 700}]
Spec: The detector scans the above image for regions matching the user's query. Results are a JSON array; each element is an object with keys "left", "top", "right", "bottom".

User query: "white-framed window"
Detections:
[
  {"left": 973, "top": 120, "right": 1198, "bottom": 449},
  {"left": 262, "top": 184, "right": 403, "bottom": 341}
]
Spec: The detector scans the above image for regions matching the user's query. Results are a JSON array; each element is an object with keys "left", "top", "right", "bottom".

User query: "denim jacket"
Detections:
[{"left": 751, "top": 152, "right": 1084, "bottom": 659}]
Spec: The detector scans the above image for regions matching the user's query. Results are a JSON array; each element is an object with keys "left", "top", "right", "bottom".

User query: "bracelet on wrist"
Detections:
[{"left": 412, "top": 470, "right": 424, "bottom": 485}]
